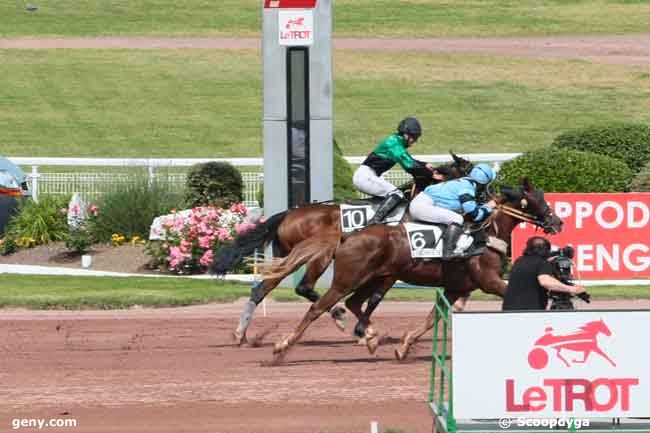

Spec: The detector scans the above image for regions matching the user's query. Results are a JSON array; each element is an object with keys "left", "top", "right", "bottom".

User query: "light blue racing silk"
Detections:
[{"left": 423, "top": 178, "right": 491, "bottom": 222}]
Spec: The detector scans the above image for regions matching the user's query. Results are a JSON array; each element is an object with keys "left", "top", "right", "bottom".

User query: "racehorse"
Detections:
[
  {"left": 268, "top": 178, "right": 563, "bottom": 361},
  {"left": 212, "top": 152, "right": 473, "bottom": 345}
]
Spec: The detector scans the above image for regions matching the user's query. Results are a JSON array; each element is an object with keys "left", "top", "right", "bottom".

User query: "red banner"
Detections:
[
  {"left": 264, "top": 0, "right": 317, "bottom": 8},
  {"left": 511, "top": 193, "right": 650, "bottom": 279}
]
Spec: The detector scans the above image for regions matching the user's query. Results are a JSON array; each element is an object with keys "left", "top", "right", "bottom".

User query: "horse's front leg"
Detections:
[{"left": 272, "top": 286, "right": 350, "bottom": 362}]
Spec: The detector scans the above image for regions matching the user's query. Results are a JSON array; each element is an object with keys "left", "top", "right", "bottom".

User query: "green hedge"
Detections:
[
  {"left": 630, "top": 162, "right": 650, "bottom": 192},
  {"left": 498, "top": 147, "right": 633, "bottom": 193},
  {"left": 333, "top": 139, "right": 357, "bottom": 202},
  {"left": 553, "top": 123, "right": 650, "bottom": 172},
  {"left": 185, "top": 161, "right": 243, "bottom": 208}
]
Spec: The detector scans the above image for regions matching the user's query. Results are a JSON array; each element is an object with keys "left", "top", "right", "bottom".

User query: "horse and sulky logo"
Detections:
[
  {"left": 527, "top": 319, "right": 616, "bottom": 370},
  {"left": 506, "top": 319, "right": 640, "bottom": 413}
]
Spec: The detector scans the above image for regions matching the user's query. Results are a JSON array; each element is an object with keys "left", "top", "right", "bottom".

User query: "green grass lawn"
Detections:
[
  {"left": 0, "top": 274, "right": 647, "bottom": 309},
  {"left": 2, "top": 49, "right": 649, "bottom": 158},
  {"left": 2, "top": 0, "right": 650, "bottom": 37}
]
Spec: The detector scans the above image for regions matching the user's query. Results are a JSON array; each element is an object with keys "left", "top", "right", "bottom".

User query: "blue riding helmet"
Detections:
[{"left": 469, "top": 163, "right": 496, "bottom": 185}]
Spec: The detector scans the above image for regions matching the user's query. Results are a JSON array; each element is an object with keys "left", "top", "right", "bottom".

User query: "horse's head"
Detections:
[
  {"left": 580, "top": 319, "right": 612, "bottom": 337},
  {"left": 499, "top": 178, "right": 563, "bottom": 234},
  {"left": 448, "top": 150, "right": 474, "bottom": 179},
  {"left": 403, "top": 151, "right": 473, "bottom": 196}
]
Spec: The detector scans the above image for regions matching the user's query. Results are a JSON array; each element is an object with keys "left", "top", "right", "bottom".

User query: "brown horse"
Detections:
[
  {"left": 269, "top": 178, "right": 563, "bottom": 361},
  {"left": 212, "top": 153, "right": 473, "bottom": 345}
]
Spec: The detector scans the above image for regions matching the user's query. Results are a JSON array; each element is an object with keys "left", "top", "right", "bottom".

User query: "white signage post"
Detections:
[{"left": 431, "top": 308, "right": 650, "bottom": 433}]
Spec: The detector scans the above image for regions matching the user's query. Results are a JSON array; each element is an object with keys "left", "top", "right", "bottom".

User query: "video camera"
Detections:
[{"left": 547, "top": 245, "right": 591, "bottom": 310}]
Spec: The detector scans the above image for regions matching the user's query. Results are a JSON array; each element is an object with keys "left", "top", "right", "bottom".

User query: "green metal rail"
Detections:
[{"left": 429, "top": 288, "right": 456, "bottom": 433}]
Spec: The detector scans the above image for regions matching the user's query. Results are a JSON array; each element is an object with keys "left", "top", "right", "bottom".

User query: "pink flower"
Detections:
[
  {"left": 70, "top": 203, "right": 80, "bottom": 217},
  {"left": 172, "top": 217, "right": 185, "bottom": 233},
  {"left": 199, "top": 250, "right": 214, "bottom": 267},
  {"left": 216, "top": 228, "right": 232, "bottom": 242},
  {"left": 235, "top": 222, "right": 256, "bottom": 234},
  {"left": 180, "top": 239, "right": 192, "bottom": 253},
  {"left": 88, "top": 204, "right": 99, "bottom": 217},
  {"left": 230, "top": 203, "right": 247, "bottom": 216},
  {"left": 199, "top": 235, "right": 213, "bottom": 249},
  {"left": 169, "top": 246, "right": 190, "bottom": 269}
]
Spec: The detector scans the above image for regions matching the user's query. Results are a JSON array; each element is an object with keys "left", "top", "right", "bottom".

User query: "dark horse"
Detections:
[
  {"left": 212, "top": 152, "right": 473, "bottom": 345},
  {"left": 268, "top": 178, "right": 563, "bottom": 361}
]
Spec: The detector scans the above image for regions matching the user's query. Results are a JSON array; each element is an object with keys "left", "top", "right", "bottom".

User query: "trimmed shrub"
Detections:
[
  {"left": 91, "top": 170, "right": 185, "bottom": 242},
  {"left": 186, "top": 162, "right": 243, "bottom": 208},
  {"left": 1, "top": 195, "right": 69, "bottom": 253},
  {"left": 629, "top": 162, "right": 650, "bottom": 192},
  {"left": 498, "top": 147, "right": 633, "bottom": 193},
  {"left": 333, "top": 139, "right": 357, "bottom": 202},
  {"left": 553, "top": 123, "right": 650, "bottom": 172}
]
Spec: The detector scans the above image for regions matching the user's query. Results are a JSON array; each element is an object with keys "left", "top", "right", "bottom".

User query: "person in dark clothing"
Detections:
[
  {"left": 352, "top": 117, "right": 435, "bottom": 225},
  {"left": 502, "top": 236, "right": 585, "bottom": 311}
]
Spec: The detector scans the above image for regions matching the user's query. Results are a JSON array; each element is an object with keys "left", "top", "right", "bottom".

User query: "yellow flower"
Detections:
[{"left": 111, "top": 233, "right": 127, "bottom": 246}]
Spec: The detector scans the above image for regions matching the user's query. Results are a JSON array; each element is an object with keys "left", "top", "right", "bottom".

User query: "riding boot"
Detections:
[
  {"left": 443, "top": 223, "right": 465, "bottom": 259},
  {"left": 366, "top": 192, "right": 403, "bottom": 225}
]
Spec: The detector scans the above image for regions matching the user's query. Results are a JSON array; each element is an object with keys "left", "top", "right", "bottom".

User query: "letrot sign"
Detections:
[{"left": 453, "top": 311, "right": 650, "bottom": 419}]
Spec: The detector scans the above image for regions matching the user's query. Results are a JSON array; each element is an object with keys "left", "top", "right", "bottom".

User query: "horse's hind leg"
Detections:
[
  {"left": 234, "top": 276, "right": 283, "bottom": 345},
  {"left": 294, "top": 250, "right": 346, "bottom": 331}
]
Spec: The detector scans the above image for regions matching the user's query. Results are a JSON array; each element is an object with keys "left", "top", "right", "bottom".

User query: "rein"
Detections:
[{"left": 496, "top": 203, "right": 544, "bottom": 226}]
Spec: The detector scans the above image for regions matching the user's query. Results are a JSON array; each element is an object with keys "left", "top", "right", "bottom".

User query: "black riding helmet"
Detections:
[{"left": 397, "top": 117, "right": 422, "bottom": 140}]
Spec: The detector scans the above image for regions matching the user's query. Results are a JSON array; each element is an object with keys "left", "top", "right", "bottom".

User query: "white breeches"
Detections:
[
  {"left": 409, "top": 192, "right": 464, "bottom": 225},
  {"left": 352, "top": 165, "right": 398, "bottom": 197}
]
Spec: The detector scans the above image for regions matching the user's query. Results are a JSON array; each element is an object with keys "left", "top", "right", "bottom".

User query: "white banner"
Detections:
[{"left": 452, "top": 311, "right": 650, "bottom": 419}]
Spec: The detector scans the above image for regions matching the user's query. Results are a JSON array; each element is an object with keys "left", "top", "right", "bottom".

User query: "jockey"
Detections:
[
  {"left": 353, "top": 117, "right": 435, "bottom": 225},
  {"left": 409, "top": 163, "right": 497, "bottom": 259}
]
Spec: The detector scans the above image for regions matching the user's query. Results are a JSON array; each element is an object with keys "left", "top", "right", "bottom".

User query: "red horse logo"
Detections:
[
  {"left": 527, "top": 320, "right": 616, "bottom": 370},
  {"left": 285, "top": 17, "right": 305, "bottom": 29}
]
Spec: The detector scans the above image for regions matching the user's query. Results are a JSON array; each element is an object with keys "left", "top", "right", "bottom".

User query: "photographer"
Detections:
[{"left": 502, "top": 236, "right": 586, "bottom": 311}]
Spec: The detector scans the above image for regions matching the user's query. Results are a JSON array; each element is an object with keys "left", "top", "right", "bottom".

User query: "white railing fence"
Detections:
[{"left": 8, "top": 154, "right": 520, "bottom": 208}]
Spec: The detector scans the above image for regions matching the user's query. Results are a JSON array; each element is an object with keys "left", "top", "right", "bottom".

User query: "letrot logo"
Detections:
[
  {"left": 278, "top": 10, "right": 314, "bottom": 46},
  {"left": 527, "top": 320, "right": 616, "bottom": 370},
  {"left": 285, "top": 17, "right": 305, "bottom": 29}
]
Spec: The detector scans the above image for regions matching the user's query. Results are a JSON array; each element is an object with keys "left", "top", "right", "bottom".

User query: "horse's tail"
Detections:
[
  {"left": 258, "top": 235, "right": 338, "bottom": 281},
  {"left": 210, "top": 211, "right": 288, "bottom": 276}
]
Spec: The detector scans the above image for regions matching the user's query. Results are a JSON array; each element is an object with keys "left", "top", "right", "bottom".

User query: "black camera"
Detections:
[{"left": 547, "top": 245, "right": 591, "bottom": 310}]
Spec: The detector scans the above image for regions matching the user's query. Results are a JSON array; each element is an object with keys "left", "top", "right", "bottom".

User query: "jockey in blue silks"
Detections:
[{"left": 409, "top": 163, "right": 497, "bottom": 259}]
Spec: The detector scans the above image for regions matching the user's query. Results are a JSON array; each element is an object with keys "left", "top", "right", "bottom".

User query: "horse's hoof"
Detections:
[
  {"left": 366, "top": 336, "right": 380, "bottom": 355},
  {"left": 395, "top": 347, "right": 408, "bottom": 361},
  {"left": 232, "top": 330, "right": 247, "bottom": 346},
  {"left": 353, "top": 321, "right": 366, "bottom": 338},
  {"left": 331, "top": 306, "right": 347, "bottom": 332},
  {"left": 357, "top": 337, "right": 367, "bottom": 346},
  {"left": 365, "top": 325, "right": 378, "bottom": 339},
  {"left": 273, "top": 340, "right": 289, "bottom": 354}
]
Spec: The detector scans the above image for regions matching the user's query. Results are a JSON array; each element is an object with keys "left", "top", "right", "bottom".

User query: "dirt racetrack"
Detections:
[{"left": 2, "top": 299, "right": 649, "bottom": 433}]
